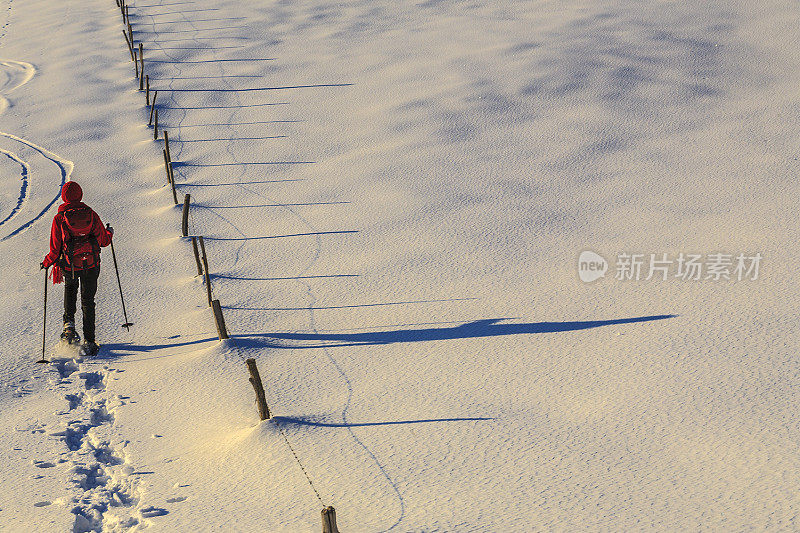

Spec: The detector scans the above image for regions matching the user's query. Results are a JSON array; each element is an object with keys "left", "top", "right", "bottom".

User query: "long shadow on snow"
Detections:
[
  {"left": 164, "top": 83, "right": 353, "bottom": 92},
  {"left": 199, "top": 201, "right": 350, "bottom": 208},
  {"left": 274, "top": 416, "right": 494, "bottom": 428},
  {"left": 227, "top": 297, "right": 477, "bottom": 311},
  {"left": 177, "top": 136, "right": 288, "bottom": 143},
  {"left": 173, "top": 161, "right": 315, "bottom": 167},
  {"left": 143, "top": 8, "right": 221, "bottom": 16},
  {"left": 204, "top": 230, "right": 358, "bottom": 241},
  {"left": 166, "top": 120, "right": 301, "bottom": 127},
  {"left": 147, "top": 58, "right": 277, "bottom": 64},
  {"left": 95, "top": 337, "right": 219, "bottom": 363},
  {"left": 137, "top": 26, "right": 243, "bottom": 35},
  {"left": 239, "top": 315, "right": 675, "bottom": 349},
  {"left": 182, "top": 179, "right": 305, "bottom": 187},
  {"left": 213, "top": 273, "right": 359, "bottom": 281},
  {"left": 157, "top": 46, "right": 246, "bottom": 51},
  {"left": 137, "top": 1, "right": 196, "bottom": 6},
  {"left": 169, "top": 103, "right": 289, "bottom": 110}
]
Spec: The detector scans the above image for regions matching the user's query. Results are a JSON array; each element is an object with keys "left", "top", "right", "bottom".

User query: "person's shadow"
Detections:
[{"left": 249, "top": 314, "right": 676, "bottom": 349}]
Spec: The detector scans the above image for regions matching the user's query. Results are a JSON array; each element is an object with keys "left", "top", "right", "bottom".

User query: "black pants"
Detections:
[{"left": 63, "top": 265, "right": 100, "bottom": 343}]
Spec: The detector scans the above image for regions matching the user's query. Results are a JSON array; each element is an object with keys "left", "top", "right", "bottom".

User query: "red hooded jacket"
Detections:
[{"left": 42, "top": 182, "right": 113, "bottom": 270}]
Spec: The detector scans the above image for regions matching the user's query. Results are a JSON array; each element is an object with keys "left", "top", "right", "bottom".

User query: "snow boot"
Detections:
[
  {"left": 61, "top": 322, "right": 81, "bottom": 345},
  {"left": 79, "top": 341, "right": 100, "bottom": 357}
]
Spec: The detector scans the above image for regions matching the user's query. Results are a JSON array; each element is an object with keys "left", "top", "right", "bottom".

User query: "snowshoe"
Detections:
[
  {"left": 79, "top": 341, "right": 100, "bottom": 357},
  {"left": 60, "top": 322, "right": 81, "bottom": 346}
]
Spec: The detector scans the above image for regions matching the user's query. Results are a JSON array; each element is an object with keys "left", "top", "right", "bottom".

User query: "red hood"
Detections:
[{"left": 61, "top": 181, "right": 83, "bottom": 203}]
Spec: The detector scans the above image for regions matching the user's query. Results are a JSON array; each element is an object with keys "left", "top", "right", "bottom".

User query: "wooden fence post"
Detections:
[
  {"left": 191, "top": 236, "right": 203, "bottom": 276},
  {"left": 163, "top": 149, "right": 172, "bottom": 185},
  {"left": 145, "top": 75, "right": 150, "bottom": 105},
  {"left": 163, "top": 130, "right": 172, "bottom": 164},
  {"left": 127, "top": 17, "right": 134, "bottom": 55},
  {"left": 245, "top": 359, "right": 270, "bottom": 420},
  {"left": 134, "top": 49, "right": 139, "bottom": 78},
  {"left": 148, "top": 90, "right": 158, "bottom": 125},
  {"left": 122, "top": 30, "right": 134, "bottom": 61},
  {"left": 211, "top": 299, "right": 229, "bottom": 340},
  {"left": 198, "top": 236, "right": 213, "bottom": 307},
  {"left": 153, "top": 108, "right": 158, "bottom": 140},
  {"left": 139, "top": 43, "right": 144, "bottom": 90},
  {"left": 322, "top": 507, "right": 339, "bottom": 533},
  {"left": 181, "top": 194, "right": 190, "bottom": 237},
  {"left": 169, "top": 162, "right": 178, "bottom": 204}
]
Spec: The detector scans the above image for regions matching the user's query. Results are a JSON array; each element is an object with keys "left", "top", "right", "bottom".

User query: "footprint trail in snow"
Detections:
[{"left": 38, "top": 356, "right": 162, "bottom": 530}]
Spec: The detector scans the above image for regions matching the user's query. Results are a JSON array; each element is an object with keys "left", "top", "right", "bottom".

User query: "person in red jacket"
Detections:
[{"left": 41, "top": 181, "right": 113, "bottom": 356}]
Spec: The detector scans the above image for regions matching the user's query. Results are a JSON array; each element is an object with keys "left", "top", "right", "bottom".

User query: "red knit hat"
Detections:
[{"left": 61, "top": 181, "right": 83, "bottom": 203}]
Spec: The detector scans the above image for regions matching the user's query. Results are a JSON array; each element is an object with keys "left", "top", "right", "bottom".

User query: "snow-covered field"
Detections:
[{"left": 1, "top": 0, "right": 799, "bottom": 530}]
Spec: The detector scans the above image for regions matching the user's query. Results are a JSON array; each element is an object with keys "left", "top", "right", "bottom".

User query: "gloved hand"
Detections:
[
  {"left": 106, "top": 224, "right": 114, "bottom": 235},
  {"left": 40, "top": 261, "right": 46, "bottom": 270}
]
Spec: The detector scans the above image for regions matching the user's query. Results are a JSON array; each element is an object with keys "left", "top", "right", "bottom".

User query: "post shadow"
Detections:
[
  {"left": 137, "top": 26, "right": 242, "bottom": 34},
  {"left": 147, "top": 58, "right": 277, "bottom": 64},
  {"left": 273, "top": 416, "right": 494, "bottom": 428},
  {"left": 155, "top": 16, "right": 246, "bottom": 23},
  {"left": 178, "top": 121, "right": 302, "bottom": 127},
  {"left": 136, "top": 1, "right": 196, "bottom": 6},
  {"left": 144, "top": 8, "right": 220, "bottom": 16},
  {"left": 164, "top": 75, "right": 264, "bottom": 80},
  {"left": 163, "top": 83, "right": 353, "bottom": 92},
  {"left": 176, "top": 161, "right": 315, "bottom": 166},
  {"left": 199, "top": 201, "right": 349, "bottom": 208},
  {"left": 204, "top": 230, "right": 357, "bottom": 241},
  {"left": 177, "top": 136, "right": 288, "bottom": 143},
  {"left": 95, "top": 337, "right": 219, "bottom": 362},
  {"left": 213, "top": 273, "right": 359, "bottom": 281},
  {"left": 151, "top": 37, "right": 250, "bottom": 43},
  {"left": 228, "top": 297, "right": 477, "bottom": 311},
  {"left": 181, "top": 178, "right": 305, "bottom": 187},
  {"left": 169, "top": 102, "right": 289, "bottom": 110},
  {"left": 240, "top": 315, "right": 676, "bottom": 349},
  {"left": 156, "top": 46, "right": 246, "bottom": 50}
]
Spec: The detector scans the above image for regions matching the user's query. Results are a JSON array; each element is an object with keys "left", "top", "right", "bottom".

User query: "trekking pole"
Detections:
[
  {"left": 107, "top": 225, "right": 133, "bottom": 331},
  {"left": 37, "top": 267, "right": 49, "bottom": 363}
]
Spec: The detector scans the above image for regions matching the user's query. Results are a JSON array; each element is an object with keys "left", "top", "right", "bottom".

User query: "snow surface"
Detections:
[{"left": 1, "top": 0, "right": 799, "bottom": 530}]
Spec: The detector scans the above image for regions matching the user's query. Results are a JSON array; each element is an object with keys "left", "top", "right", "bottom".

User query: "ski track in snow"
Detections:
[
  {"left": 0, "top": 59, "right": 34, "bottom": 112},
  {"left": 0, "top": 59, "right": 72, "bottom": 241},
  {"left": 0, "top": 147, "right": 29, "bottom": 227},
  {"left": 0, "top": 132, "right": 72, "bottom": 241},
  {"left": 137, "top": 1, "right": 406, "bottom": 527}
]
